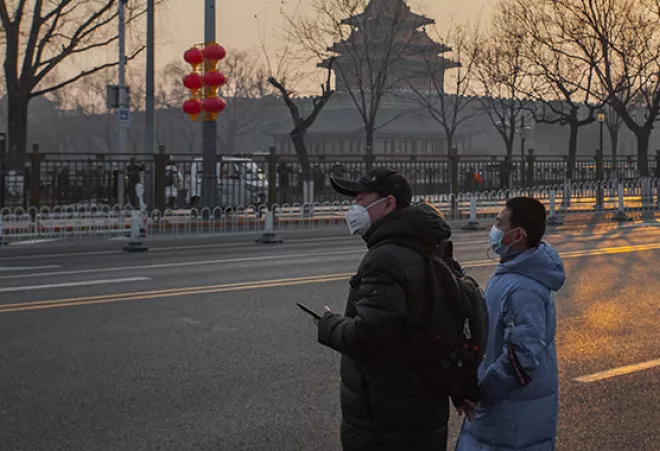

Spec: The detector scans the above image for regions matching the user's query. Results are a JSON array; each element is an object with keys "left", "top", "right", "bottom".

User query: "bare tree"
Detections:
[
  {"left": 0, "top": 0, "right": 152, "bottom": 165},
  {"left": 268, "top": 60, "right": 335, "bottom": 181},
  {"left": 604, "top": 102, "right": 624, "bottom": 169},
  {"left": 156, "top": 61, "right": 199, "bottom": 153},
  {"left": 288, "top": 0, "right": 431, "bottom": 168},
  {"left": 67, "top": 69, "right": 123, "bottom": 154},
  {"left": 258, "top": 5, "right": 335, "bottom": 181},
  {"left": 543, "top": 0, "right": 660, "bottom": 177},
  {"left": 409, "top": 21, "right": 480, "bottom": 154},
  {"left": 472, "top": 14, "right": 528, "bottom": 162},
  {"left": 499, "top": 0, "right": 603, "bottom": 180},
  {"left": 216, "top": 50, "right": 273, "bottom": 155}
]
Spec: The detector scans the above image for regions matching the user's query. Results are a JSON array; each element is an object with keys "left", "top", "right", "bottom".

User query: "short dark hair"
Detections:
[{"left": 505, "top": 197, "right": 546, "bottom": 248}]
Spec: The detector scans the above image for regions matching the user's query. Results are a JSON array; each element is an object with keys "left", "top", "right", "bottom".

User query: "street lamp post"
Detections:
[{"left": 596, "top": 110, "right": 605, "bottom": 210}]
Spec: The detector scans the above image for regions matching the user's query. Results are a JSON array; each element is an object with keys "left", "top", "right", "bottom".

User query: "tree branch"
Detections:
[
  {"left": 21, "top": 0, "right": 44, "bottom": 79},
  {"left": 268, "top": 76, "right": 302, "bottom": 124},
  {"left": 32, "top": 46, "right": 145, "bottom": 97}
]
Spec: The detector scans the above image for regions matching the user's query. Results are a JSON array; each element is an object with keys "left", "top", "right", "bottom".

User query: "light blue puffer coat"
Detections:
[{"left": 456, "top": 242, "right": 566, "bottom": 451}]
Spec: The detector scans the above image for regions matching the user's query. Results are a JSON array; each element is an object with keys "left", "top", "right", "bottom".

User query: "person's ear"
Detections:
[{"left": 386, "top": 195, "right": 397, "bottom": 212}]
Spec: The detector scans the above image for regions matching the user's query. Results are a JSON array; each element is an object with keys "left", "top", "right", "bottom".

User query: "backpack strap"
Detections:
[{"left": 372, "top": 237, "right": 463, "bottom": 343}]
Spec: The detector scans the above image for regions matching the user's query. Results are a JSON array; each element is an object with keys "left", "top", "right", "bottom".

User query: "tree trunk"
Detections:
[
  {"left": 290, "top": 129, "right": 312, "bottom": 181},
  {"left": 445, "top": 131, "right": 454, "bottom": 156},
  {"left": 365, "top": 126, "right": 375, "bottom": 172},
  {"left": 505, "top": 139, "right": 514, "bottom": 160},
  {"left": 7, "top": 91, "right": 29, "bottom": 168},
  {"left": 637, "top": 128, "right": 650, "bottom": 178},
  {"left": 566, "top": 120, "right": 579, "bottom": 181},
  {"left": 608, "top": 128, "right": 618, "bottom": 177}
]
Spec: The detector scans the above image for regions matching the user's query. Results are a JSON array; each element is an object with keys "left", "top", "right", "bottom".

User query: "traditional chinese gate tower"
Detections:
[{"left": 319, "top": 0, "right": 459, "bottom": 93}]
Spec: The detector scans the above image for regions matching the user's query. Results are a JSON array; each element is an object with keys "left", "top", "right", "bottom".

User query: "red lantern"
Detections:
[
  {"left": 202, "top": 97, "right": 226, "bottom": 121},
  {"left": 184, "top": 47, "right": 204, "bottom": 71},
  {"left": 202, "top": 71, "right": 226, "bottom": 89},
  {"left": 183, "top": 73, "right": 203, "bottom": 96},
  {"left": 183, "top": 99, "right": 203, "bottom": 121},
  {"left": 202, "top": 43, "right": 226, "bottom": 69}
]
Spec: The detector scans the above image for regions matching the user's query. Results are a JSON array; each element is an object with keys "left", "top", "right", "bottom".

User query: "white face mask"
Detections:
[{"left": 345, "top": 197, "right": 387, "bottom": 235}]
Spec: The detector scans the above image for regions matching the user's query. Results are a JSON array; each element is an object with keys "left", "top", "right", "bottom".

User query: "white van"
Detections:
[{"left": 187, "top": 157, "right": 268, "bottom": 208}]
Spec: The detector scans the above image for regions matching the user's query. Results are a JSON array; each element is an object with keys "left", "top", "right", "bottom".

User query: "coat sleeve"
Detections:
[
  {"left": 479, "top": 286, "right": 548, "bottom": 404},
  {"left": 317, "top": 250, "right": 407, "bottom": 359}
]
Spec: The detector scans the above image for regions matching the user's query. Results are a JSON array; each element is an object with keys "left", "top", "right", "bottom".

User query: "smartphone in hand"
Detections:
[{"left": 296, "top": 302, "right": 321, "bottom": 320}]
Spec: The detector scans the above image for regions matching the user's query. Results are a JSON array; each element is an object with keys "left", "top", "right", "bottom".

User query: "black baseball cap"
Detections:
[{"left": 330, "top": 167, "right": 413, "bottom": 207}]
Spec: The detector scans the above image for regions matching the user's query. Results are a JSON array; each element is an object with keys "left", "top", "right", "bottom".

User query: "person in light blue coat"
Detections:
[{"left": 456, "top": 197, "right": 566, "bottom": 451}]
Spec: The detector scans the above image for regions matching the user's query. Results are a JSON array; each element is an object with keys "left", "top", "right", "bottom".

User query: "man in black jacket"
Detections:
[{"left": 317, "top": 167, "right": 453, "bottom": 451}]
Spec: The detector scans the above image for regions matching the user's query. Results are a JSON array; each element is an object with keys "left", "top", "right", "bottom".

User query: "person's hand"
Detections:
[
  {"left": 313, "top": 306, "right": 332, "bottom": 325},
  {"left": 455, "top": 399, "right": 477, "bottom": 421}
]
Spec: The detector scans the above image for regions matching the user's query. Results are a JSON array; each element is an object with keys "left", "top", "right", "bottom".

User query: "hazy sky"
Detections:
[{"left": 154, "top": 0, "right": 493, "bottom": 84}]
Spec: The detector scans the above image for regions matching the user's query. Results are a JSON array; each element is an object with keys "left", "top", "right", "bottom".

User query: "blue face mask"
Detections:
[{"left": 489, "top": 225, "right": 512, "bottom": 257}]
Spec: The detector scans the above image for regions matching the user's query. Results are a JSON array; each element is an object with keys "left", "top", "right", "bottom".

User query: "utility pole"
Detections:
[
  {"left": 202, "top": 0, "right": 218, "bottom": 208},
  {"left": 145, "top": 0, "right": 155, "bottom": 156},
  {"left": 118, "top": 0, "right": 129, "bottom": 157}
]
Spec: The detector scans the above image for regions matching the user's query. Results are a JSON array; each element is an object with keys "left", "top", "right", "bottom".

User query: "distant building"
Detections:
[{"left": 271, "top": 0, "right": 459, "bottom": 156}]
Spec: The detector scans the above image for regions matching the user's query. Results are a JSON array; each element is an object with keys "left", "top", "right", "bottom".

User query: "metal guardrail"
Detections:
[{"left": 1, "top": 179, "right": 658, "bottom": 246}]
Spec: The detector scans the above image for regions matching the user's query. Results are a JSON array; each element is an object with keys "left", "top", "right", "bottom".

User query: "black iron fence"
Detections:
[{"left": 3, "top": 144, "right": 660, "bottom": 210}]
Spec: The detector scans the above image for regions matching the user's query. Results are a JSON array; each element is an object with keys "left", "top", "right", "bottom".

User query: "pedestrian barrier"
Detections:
[
  {"left": 123, "top": 210, "right": 148, "bottom": 252},
  {"left": 1, "top": 179, "right": 659, "bottom": 246}
]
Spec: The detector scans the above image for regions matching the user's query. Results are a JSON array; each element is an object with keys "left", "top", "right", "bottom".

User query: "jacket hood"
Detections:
[
  {"left": 496, "top": 242, "right": 565, "bottom": 291},
  {"left": 364, "top": 202, "right": 452, "bottom": 250}
]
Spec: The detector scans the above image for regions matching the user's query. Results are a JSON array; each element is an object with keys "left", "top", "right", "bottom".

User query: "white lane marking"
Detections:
[
  {"left": 0, "top": 236, "right": 490, "bottom": 261},
  {"left": 0, "top": 265, "right": 62, "bottom": 272},
  {"left": 8, "top": 239, "right": 59, "bottom": 246},
  {"left": 0, "top": 250, "right": 368, "bottom": 280},
  {"left": 0, "top": 241, "right": 495, "bottom": 281},
  {"left": 574, "top": 359, "right": 660, "bottom": 383},
  {"left": 3, "top": 238, "right": 660, "bottom": 282},
  {"left": 0, "top": 277, "right": 151, "bottom": 293}
]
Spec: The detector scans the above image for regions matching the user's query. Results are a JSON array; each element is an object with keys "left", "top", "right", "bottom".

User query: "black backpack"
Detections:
[{"left": 390, "top": 238, "right": 489, "bottom": 403}]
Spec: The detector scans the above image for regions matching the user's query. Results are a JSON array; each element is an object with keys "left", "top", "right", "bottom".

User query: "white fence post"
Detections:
[
  {"left": 256, "top": 209, "right": 283, "bottom": 244},
  {"left": 461, "top": 195, "right": 480, "bottom": 231},
  {"left": 302, "top": 180, "right": 314, "bottom": 217},
  {"left": 547, "top": 190, "right": 564, "bottom": 225},
  {"left": 612, "top": 182, "right": 630, "bottom": 222},
  {"left": 123, "top": 210, "right": 148, "bottom": 252}
]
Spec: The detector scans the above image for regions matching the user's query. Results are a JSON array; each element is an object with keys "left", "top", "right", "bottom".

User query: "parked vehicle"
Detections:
[{"left": 187, "top": 157, "right": 268, "bottom": 209}]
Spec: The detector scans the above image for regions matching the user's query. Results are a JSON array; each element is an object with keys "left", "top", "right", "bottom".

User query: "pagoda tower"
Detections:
[{"left": 319, "top": 0, "right": 459, "bottom": 93}]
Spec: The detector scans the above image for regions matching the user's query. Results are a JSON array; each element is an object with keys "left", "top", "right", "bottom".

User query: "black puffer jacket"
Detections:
[{"left": 318, "top": 203, "right": 453, "bottom": 451}]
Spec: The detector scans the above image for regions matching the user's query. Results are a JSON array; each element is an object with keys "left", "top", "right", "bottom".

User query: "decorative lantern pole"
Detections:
[{"left": 181, "top": 0, "right": 227, "bottom": 209}]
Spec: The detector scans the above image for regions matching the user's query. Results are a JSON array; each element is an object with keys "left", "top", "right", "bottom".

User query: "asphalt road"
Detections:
[{"left": 1, "top": 223, "right": 659, "bottom": 450}]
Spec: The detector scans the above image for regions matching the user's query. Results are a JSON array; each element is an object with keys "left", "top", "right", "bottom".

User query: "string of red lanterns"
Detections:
[{"left": 182, "top": 43, "right": 227, "bottom": 121}]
